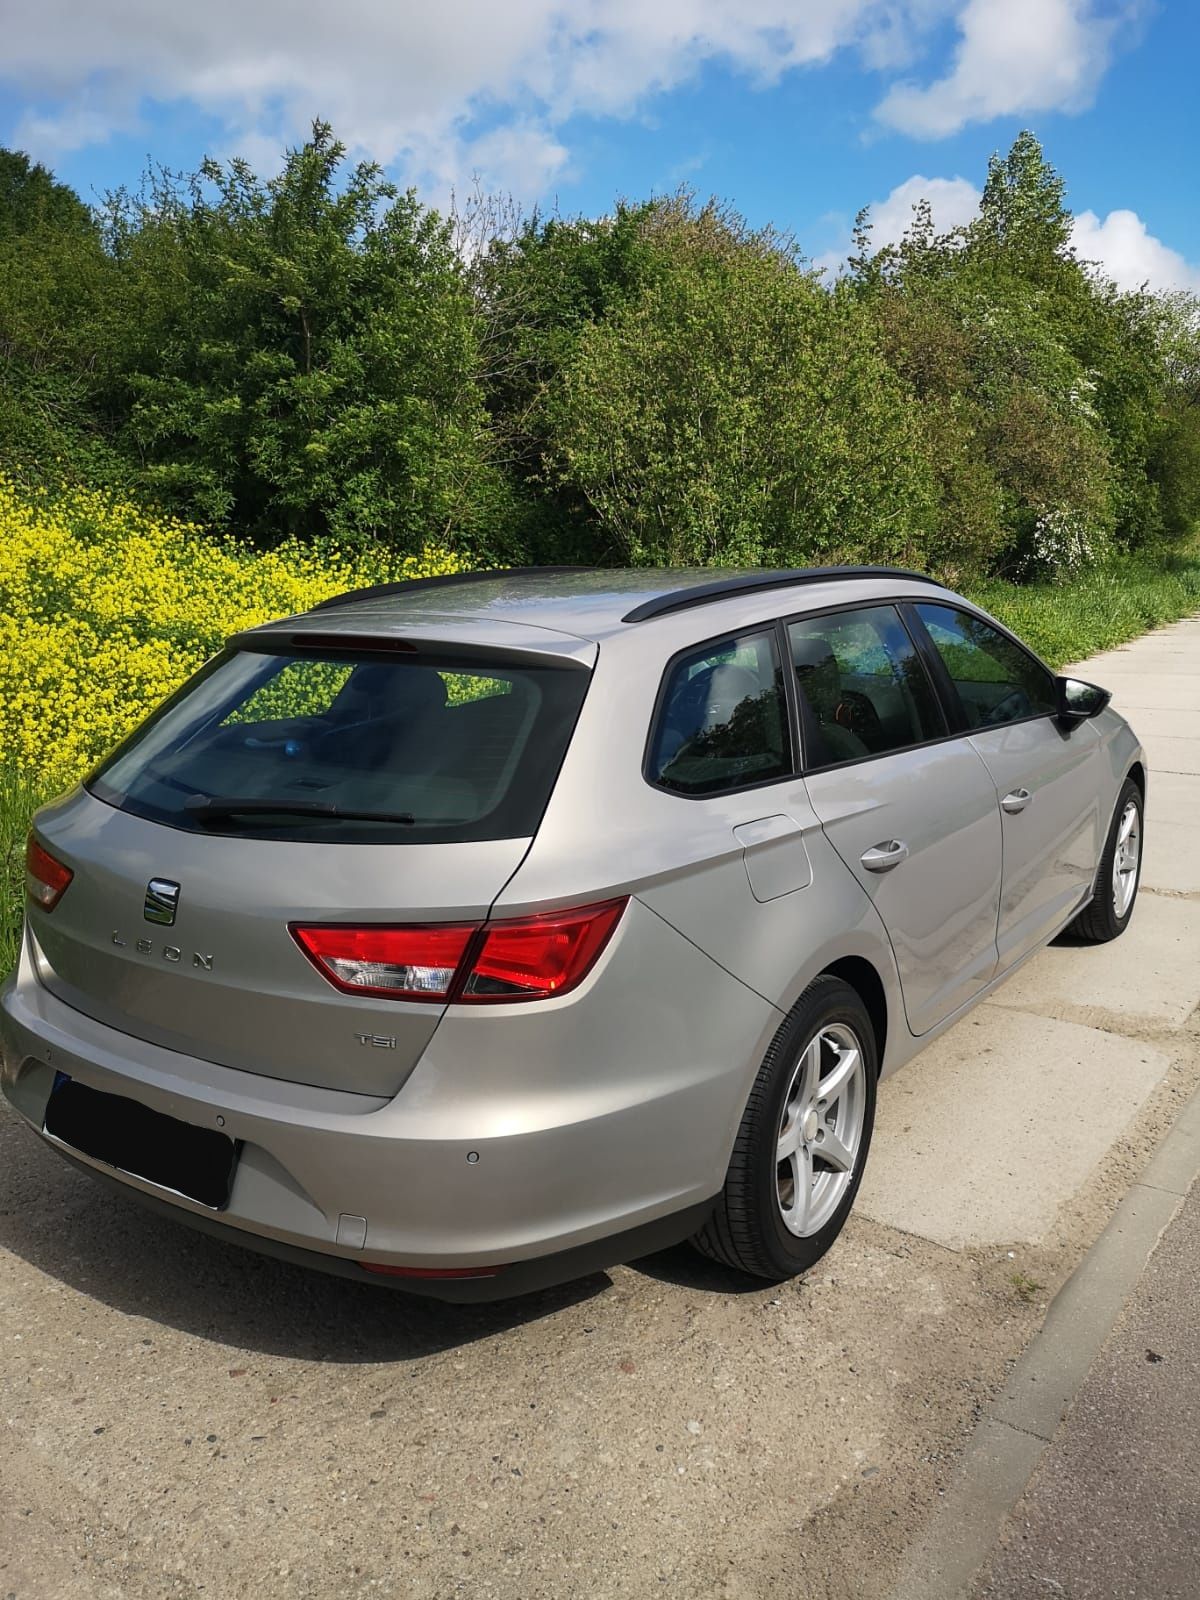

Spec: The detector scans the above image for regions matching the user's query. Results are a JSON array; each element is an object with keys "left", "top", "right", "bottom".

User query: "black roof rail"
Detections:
[
  {"left": 309, "top": 566, "right": 597, "bottom": 614},
  {"left": 621, "top": 566, "right": 939, "bottom": 624}
]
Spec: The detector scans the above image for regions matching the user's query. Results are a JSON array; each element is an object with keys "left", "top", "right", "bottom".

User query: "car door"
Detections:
[
  {"left": 909, "top": 601, "right": 1105, "bottom": 972},
  {"left": 789, "top": 604, "right": 1003, "bottom": 1037}
]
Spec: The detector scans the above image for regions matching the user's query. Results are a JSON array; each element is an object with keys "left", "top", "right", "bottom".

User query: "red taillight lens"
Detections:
[
  {"left": 462, "top": 899, "right": 627, "bottom": 1002},
  {"left": 290, "top": 898, "right": 627, "bottom": 1005},
  {"left": 290, "top": 923, "right": 475, "bottom": 1001},
  {"left": 25, "top": 836, "right": 73, "bottom": 911}
]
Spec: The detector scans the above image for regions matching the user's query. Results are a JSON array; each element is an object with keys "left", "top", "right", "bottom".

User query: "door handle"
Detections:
[
  {"left": 860, "top": 840, "right": 909, "bottom": 873},
  {"left": 1001, "top": 788, "right": 1033, "bottom": 814}
]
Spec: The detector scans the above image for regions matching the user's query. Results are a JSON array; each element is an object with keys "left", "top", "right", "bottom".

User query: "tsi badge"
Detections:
[{"left": 143, "top": 878, "right": 181, "bottom": 926}]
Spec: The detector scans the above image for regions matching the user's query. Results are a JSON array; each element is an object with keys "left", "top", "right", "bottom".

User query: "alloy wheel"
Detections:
[
  {"left": 776, "top": 1023, "right": 867, "bottom": 1238},
  {"left": 1112, "top": 799, "right": 1141, "bottom": 919}
]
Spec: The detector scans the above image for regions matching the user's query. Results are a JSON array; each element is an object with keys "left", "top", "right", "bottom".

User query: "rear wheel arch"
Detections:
[
  {"left": 693, "top": 971, "right": 879, "bottom": 1280},
  {"left": 821, "top": 955, "right": 887, "bottom": 1073}
]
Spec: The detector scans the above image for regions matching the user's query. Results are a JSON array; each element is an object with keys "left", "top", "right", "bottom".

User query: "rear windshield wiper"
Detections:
[{"left": 184, "top": 796, "right": 416, "bottom": 825}]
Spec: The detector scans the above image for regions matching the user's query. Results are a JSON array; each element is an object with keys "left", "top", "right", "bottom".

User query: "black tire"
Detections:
[
  {"left": 1068, "top": 776, "right": 1143, "bottom": 944},
  {"left": 692, "top": 974, "right": 877, "bottom": 1281}
]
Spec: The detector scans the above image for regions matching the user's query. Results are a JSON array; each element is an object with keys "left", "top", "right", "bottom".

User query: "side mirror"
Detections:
[{"left": 1056, "top": 676, "right": 1112, "bottom": 726}]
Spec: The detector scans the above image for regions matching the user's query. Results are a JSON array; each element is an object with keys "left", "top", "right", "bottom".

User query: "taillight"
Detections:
[
  {"left": 461, "top": 900, "right": 627, "bottom": 1002},
  {"left": 25, "top": 836, "right": 73, "bottom": 911},
  {"left": 290, "top": 923, "right": 476, "bottom": 1001},
  {"left": 290, "top": 898, "right": 627, "bottom": 1005}
]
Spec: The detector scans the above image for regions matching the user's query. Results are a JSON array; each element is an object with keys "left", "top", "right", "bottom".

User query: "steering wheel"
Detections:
[
  {"left": 982, "top": 689, "right": 1029, "bottom": 727},
  {"left": 834, "top": 691, "right": 883, "bottom": 747}
]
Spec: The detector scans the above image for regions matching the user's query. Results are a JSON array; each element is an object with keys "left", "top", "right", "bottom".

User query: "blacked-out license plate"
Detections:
[{"left": 43, "top": 1075, "right": 238, "bottom": 1210}]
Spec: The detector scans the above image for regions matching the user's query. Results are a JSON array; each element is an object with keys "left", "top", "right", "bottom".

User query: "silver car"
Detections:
[{"left": 2, "top": 567, "right": 1145, "bottom": 1299}]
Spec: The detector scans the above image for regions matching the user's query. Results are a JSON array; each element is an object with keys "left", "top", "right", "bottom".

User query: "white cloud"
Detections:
[
  {"left": 865, "top": 173, "right": 982, "bottom": 242},
  {"left": 875, "top": 0, "right": 1137, "bottom": 139},
  {"left": 2, "top": 0, "right": 912, "bottom": 195},
  {"left": 1, "top": 1, "right": 1141, "bottom": 198},
  {"left": 812, "top": 176, "right": 1200, "bottom": 297},
  {"left": 811, "top": 172, "right": 981, "bottom": 275},
  {"left": 1071, "top": 209, "right": 1200, "bottom": 294}
]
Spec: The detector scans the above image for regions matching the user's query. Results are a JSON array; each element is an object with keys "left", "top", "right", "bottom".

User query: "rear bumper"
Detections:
[
  {"left": 42, "top": 1144, "right": 714, "bottom": 1301},
  {"left": 1, "top": 903, "right": 778, "bottom": 1298}
]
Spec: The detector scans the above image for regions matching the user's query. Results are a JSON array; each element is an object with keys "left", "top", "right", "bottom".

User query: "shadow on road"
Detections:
[
  {"left": 0, "top": 1117, "right": 607, "bottom": 1361},
  {"left": 631, "top": 1242, "right": 765, "bottom": 1295},
  {"left": 1, "top": 1114, "right": 756, "bottom": 1359}
]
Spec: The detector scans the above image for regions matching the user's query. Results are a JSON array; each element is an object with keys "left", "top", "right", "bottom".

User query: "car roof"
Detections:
[{"left": 264, "top": 566, "right": 950, "bottom": 649}]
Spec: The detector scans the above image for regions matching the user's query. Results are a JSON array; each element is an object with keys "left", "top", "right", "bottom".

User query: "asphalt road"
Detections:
[
  {"left": 2, "top": 615, "right": 1198, "bottom": 1600},
  {"left": 972, "top": 1175, "right": 1200, "bottom": 1600}
]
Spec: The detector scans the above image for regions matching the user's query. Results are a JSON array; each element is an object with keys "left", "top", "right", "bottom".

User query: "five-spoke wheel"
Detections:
[
  {"left": 1070, "top": 775, "right": 1144, "bottom": 944},
  {"left": 775, "top": 1022, "right": 867, "bottom": 1239},
  {"left": 1112, "top": 798, "right": 1141, "bottom": 919},
  {"left": 693, "top": 975, "right": 877, "bottom": 1281}
]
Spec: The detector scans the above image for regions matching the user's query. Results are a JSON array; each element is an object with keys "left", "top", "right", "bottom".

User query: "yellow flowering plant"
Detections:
[{"left": 0, "top": 474, "right": 465, "bottom": 791}]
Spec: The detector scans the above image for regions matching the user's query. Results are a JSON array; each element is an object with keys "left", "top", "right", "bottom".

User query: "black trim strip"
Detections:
[
  {"left": 53, "top": 1147, "right": 717, "bottom": 1304},
  {"left": 621, "top": 566, "right": 939, "bottom": 624},
  {"left": 897, "top": 600, "right": 970, "bottom": 735}
]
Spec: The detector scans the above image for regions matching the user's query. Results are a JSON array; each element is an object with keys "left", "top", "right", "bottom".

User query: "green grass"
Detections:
[
  {"left": 3, "top": 547, "right": 1199, "bottom": 978},
  {"left": 1, "top": 766, "right": 48, "bottom": 976},
  {"left": 966, "top": 548, "right": 1200, "bottom": 667}
]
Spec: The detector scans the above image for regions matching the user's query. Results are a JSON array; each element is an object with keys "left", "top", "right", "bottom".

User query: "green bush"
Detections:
[{"left": 0, "top": 128, "right": 1197, "bottom": 577}]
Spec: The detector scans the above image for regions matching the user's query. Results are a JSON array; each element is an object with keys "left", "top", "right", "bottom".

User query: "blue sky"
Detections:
[{"left": 2, "top": 2, "right": 1197, "bottom": 290}]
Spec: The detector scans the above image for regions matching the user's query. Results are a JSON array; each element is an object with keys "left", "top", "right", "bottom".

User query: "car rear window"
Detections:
[{"left": 87, "top": 645, "right": 591, "bottom": 843}]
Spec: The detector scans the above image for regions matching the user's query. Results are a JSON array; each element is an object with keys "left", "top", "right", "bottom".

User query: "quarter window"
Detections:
[
  {"left": 649, "top": 630, "right": 791, "bottom": 795},
  {"left": 788, "top": 606, "right": 944, "bottom": 769},
  {"left": 915, "top": 603, "right": 1056, "bottom": 729}
]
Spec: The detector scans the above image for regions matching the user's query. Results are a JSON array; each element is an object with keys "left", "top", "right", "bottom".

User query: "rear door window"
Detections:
[
  {"left": 648, "top": 630, "right": 791, "bottom": 795},
  {"left": 915, "top": 603, "right": 1056, "bottom": 729},
  {"left": 88, "top": 647, "right": 589, "bottom": 843},
  {"left": 788, "top": 606, "right": 945, "bottom": 769}
]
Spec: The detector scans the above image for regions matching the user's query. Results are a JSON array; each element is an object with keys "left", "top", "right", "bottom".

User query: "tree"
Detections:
[
  {"left": 0, "top": 149, "right": 95, "bottom": 241},
  {"left": 847, "top": 132, "right": 1178, "bottom": 574},
  {"left": 1148, "top": 292, "right": 1200, "bottom": 541},
  {"left": 0, "top": 149, "right": 117, "bottom": 482},
  {"left": 101, "top": 122, "right": 506, "bottom": 549},
  {"left": 977, "top": 129, "right": 1072, "bottom": 265},
  {"left": 469, "top": 202, "right": 662, "bottom": 556},
  {"left": 542, "top": 198, "right": 938, "bottom": 567}
]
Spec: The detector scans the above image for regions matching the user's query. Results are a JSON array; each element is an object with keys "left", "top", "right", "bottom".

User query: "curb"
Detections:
[{"left": 884, "top": 1082, "right": 1200, "bottom": 1600}]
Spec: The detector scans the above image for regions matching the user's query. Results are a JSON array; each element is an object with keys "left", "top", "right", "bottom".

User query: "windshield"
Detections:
[{"left": 87, "top": 644, "right": 591, "bottom": 843}]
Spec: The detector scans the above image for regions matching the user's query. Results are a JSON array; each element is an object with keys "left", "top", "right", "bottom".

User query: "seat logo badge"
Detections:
[{"left": 144, "top": 878, "right": 181, "bottom": 926}]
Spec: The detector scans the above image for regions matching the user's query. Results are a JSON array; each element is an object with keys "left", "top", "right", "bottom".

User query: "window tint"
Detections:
[
  {"left": 649, "top": 630, "right": 790, "bottom": 795},
  {"left": 916, "top": 603, "right": 1056, "bottom": 729},
  {"left": 88, "top": 647, "right": 589, "bottom": 843},
  {"left": 788, "top": 606, "right": 944, "bottom": 769}
]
